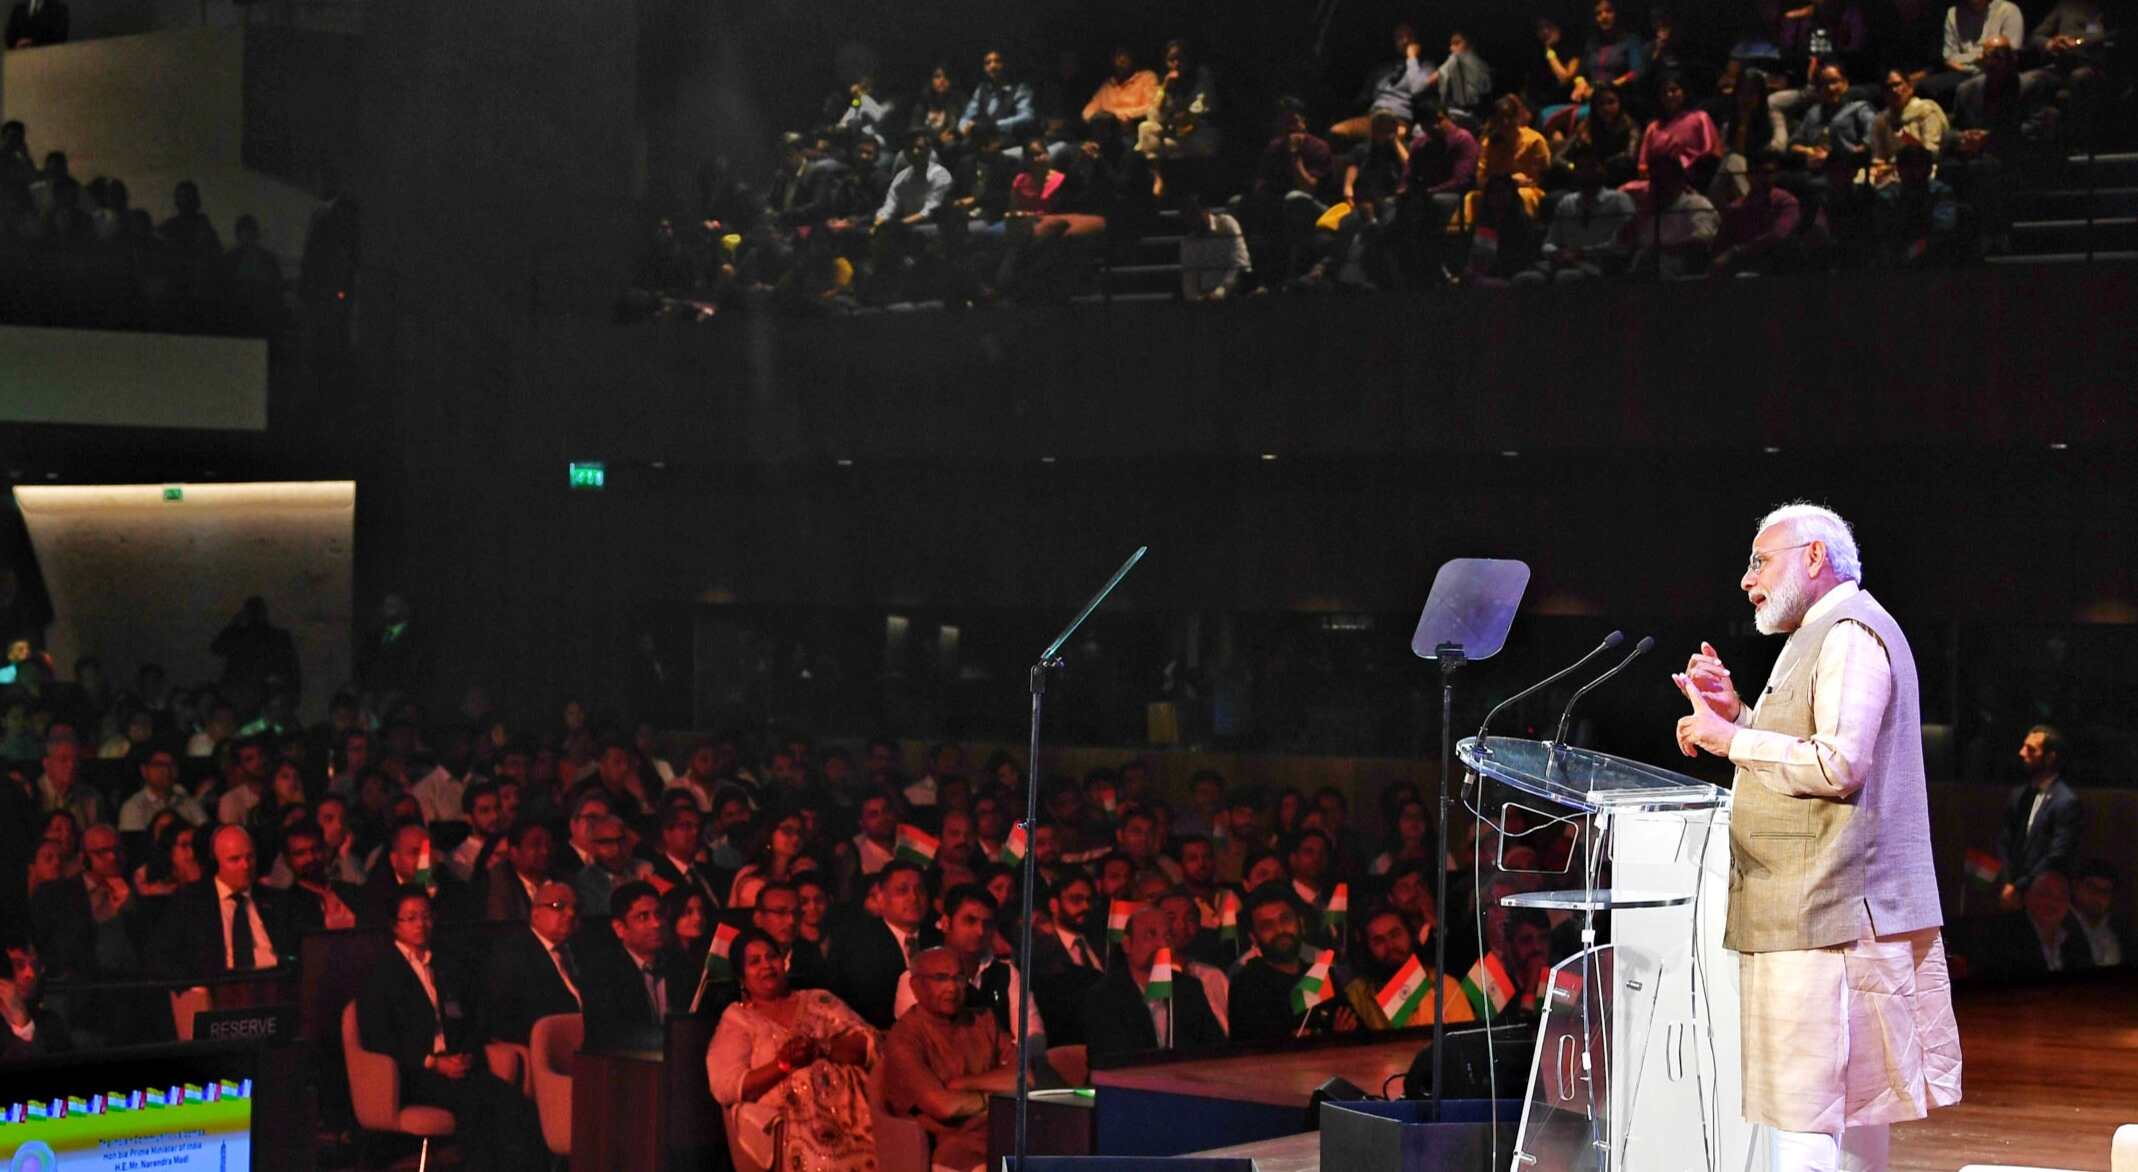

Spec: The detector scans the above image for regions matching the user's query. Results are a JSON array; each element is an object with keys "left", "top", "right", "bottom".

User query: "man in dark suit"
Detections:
[
  {"left": 645, "top": 803, "right": 724, "bottom": 910},
  {"left": 5, "top": 0, "right": 67, "bottom": 49},
  {"left": 752, "top": 880, "right": 829, "bottom": 990},
  {"left": 484, "top": 819, "right": 552, "bottom": 922},
  {"left": 279, "top": 820, "right": 360, "bottom": 933},
  {"left": 832, "top": 859, "right": 940, "bottom": 1029},
  {"left": 356, "top": 820, "right": 463, "bottom": 928},
  {"left": 150, "top": 825, "right": 292, "bottom": 978},
  {"left": 1998, "top": 725, "right": 2085, "bottom": 910},
  {"left": 1028, "top": 873, "right": 1104, "bottom": 1047},
  {"left": 355, "top": 888, "right": 541, "bottom": 1172},
  {"left": 578, "top": 880, "right": 689, "bottom": 1050},
  {"left": 1972, "top": 870, "right": 2096, "bottom": 980},
  {"left": 480, "top": 881, "right": 583, "bottom": 1046},
  {"left": 1080, "top": 904, "right": 1224, "bottom": 1059}
]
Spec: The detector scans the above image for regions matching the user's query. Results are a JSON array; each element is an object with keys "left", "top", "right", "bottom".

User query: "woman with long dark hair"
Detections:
[{"left": 1712, "top": 68, "right": 1788, "bottom": 202}]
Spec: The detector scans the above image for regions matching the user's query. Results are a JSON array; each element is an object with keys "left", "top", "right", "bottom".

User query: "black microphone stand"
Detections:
[{"left": 1012, "top": 546, "right": 1147, "bottom": 1172}]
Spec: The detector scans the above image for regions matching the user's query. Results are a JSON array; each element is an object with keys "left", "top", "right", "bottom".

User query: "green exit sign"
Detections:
[{"left": 568, "top": 462, "right": 606, "bottom": 490}]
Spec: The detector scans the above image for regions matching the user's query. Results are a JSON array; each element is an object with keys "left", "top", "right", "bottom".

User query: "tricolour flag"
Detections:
[
  {"left": 1963, "top": 849, "right": 2002, "bottom": 886},
  {"left": 1461, "top": 953, "right": 1517, "bottom": 1018},
  {"left": 109, "top": 1090, "right": 140, "bottom": 1112},
  {"left": 414, "top": 840, "right": 435, "bottom": 889},
  {"left": 183, "top": 1084, "right": 206, "bottom": 1104},
  {"left": 25, "top": 1101, "right": 46, "bottom": 1121},
  {"left": 1146, "top": 947, "right": 1176, "bottom": 1003},
  {"left": 67, "top": 1096, "right": 91, "bottom": 1116},
  {"left": 218, "top": 1080, "right": 245, "bottom": 1101},
  {"left": 1217, "top": 891, "right": 1240, "bottom": 943},
  {"left": 705, "top": 922, "right": 741, "bottom": 981},
  {"left": 894, "top": 824, "right": 939, "bottom": 865},
  {"left": 1546, "top": 967, "right": 1584, "bottom": 1010},
  {"left": 1324, "top": 883, "right": 1350, "bottom": 931},
  {"left": 999, "top": 824, "right": 1028, "bottom": 866},
  {"left": 2, "top": 1102, "right": 23, "bottom": 1123},
  {"left": 1375, "top": 954, "right": 1432, "bottom": 1028},
  {"left": 1289, "top": 949, "right": 1337, "bottom": 1014},
  {"left": 1106, "top": 900, "right": 1141, "bottom": 943}
]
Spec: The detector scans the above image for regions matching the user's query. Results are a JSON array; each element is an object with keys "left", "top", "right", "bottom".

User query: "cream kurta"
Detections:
[{"left": 1724, "top": 582, "right": 1963, "bottom": 1133}]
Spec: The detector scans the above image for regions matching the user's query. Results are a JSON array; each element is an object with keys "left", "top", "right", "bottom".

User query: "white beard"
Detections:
[{"left": 1754, "top": 562, "right": 1813, "bottom": 635}]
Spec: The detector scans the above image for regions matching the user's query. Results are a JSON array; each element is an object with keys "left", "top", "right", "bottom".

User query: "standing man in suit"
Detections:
[
  {"left": 831, "top": 858, "right": 938, "bottom": 1029},
  {"left": 1674, "top": 502, "right": 1963, "bottom": 1172},
  {"left": 1997, "top": 725, "right": 2084, "bottom": 911},
  {"left": 480, "top": 881, "right": 582, "bottom": 1046},
  {"left": 578, "top": 880, "right": 682, "bottom": 1050},
  {"left": 151, "top": 824, "right": 289, "bottom": 979},
  {"left": 1079, "top": 904, "right": 1223, "bottom": 1058},
  {"left": 356, "top": 888, "right": 541, "bottom": 1172}
]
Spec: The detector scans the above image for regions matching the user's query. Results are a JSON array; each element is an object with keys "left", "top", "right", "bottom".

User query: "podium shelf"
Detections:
[
  {"left": 1458, "top": 736, "right": 1724, "bottom": 813},
  {"left": 1498, "top": 889, "right": 1693, "bottom": 911}
]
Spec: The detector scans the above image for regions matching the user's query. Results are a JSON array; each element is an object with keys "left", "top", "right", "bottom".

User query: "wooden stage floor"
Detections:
[{"left": 1189, "top": 974, "right": 2137, "bottom": 1172}]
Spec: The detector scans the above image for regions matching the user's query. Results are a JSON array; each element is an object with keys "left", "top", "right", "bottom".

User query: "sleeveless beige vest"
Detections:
[{"left": 1724, "top": 588, "right": 1945, "bottom": 953}]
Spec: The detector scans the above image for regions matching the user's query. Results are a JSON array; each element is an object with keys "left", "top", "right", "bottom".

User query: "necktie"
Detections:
[
  {"left": 643, "top": 965, "right": 664, "bottom": 1020},
  {"left": 554, "top": 941, "right": 579, "bottom": 985},
  {"left": 1072, "top": 937, "right": 1092, "bottom": 969},
  {"left": 229, "top": 892, "right": 257, "bottom": 971}
]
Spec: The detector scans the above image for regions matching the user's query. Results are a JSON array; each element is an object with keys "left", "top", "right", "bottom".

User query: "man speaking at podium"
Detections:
[{"left": 1671, "top": 503, "right": 1962, "bottom": 1172}]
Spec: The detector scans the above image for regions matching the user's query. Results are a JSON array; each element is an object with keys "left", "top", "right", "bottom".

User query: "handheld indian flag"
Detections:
[
  {"left": 1375, "top": 954, "right": 1432, "bottom": 1028},
  {"left": 1289, "top": 949, "right": 1337, "bottom": 1014},
  {"left": 704, "top": 922, "right": 741, "bottom": 981},
  {"left": 413, "top": 840, "right": 434, "bottom": 889},
  {"left": 1107, "top": 900, "right": 1141, "bottom": 943},
  {"left": 999, "top": 824, "right": 1028, "bottom": 866},
  {"left": 1145, "top": 947, "right": 1176, "bottom": 1003},
  {"left": 1461, "top": 953, "right": 1517, "bottom": 1018},
  {"left": 1217, "top": 891, "right": 1240, "bottom": 944},
  {"left": 1324, "top": 883, "right": 1350, "bottom": 932},
  {"left": 1963, "top": 849, "right": 2001, "bottom": 886},
  {"left": 894, "top": 823, "right": 940, "bottom": 865}
]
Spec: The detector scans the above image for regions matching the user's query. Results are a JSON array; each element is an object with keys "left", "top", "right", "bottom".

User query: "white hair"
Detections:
[{"left": 1756, "top": 502, "right": 1863, "bottom": 583}]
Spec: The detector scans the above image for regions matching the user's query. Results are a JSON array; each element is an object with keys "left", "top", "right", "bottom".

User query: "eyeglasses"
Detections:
[
  {"left": 1745, "top": 542, "right": 1813, "bottom": 575},
  {"left": 535, "top": 900, "right": 577, "bottom": 912}
]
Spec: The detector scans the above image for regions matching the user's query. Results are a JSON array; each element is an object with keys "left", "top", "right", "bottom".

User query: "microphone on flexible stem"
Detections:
[
  {"left": 1552, "top": 635, "right": 1656, "bottom": 748},
  {"left": 1474, "top": 630, "right": 1624, "bottom": 751}
]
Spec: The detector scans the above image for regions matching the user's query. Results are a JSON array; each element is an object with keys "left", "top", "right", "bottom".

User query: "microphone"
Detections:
[
  {"left": 1552, "top": 635, "right": 1656, "bottom": 748},
  {"left": 1474, "top": 630, "right": 1623, "bottom": 750}
]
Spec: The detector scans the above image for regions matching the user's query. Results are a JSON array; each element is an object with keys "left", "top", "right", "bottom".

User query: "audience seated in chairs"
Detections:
[
  {"left": 354, "top": 887, "right": 543, "bottom": 1172},
  {"left": 883, "top": 945, "right": 1020, "bottom": 1172},
  {"left": 1084, "top": 903, "right": 1225, "bottom": 1058},
  {"left": 708, "top": 928, "right": 880, "bottom": 1172},
  {"left": 479, "top": 880, "right": 584, "bottom": 1048}
]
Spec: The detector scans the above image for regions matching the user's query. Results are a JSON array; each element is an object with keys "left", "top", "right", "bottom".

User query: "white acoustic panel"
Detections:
[{"left": 14, "top": 482, "right": 354, "bottom": 719}]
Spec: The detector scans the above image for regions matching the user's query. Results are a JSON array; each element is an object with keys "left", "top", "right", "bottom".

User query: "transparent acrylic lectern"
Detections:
[{"left": 1456, "top": 736, "right": 1747, "bottom": 1172}]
